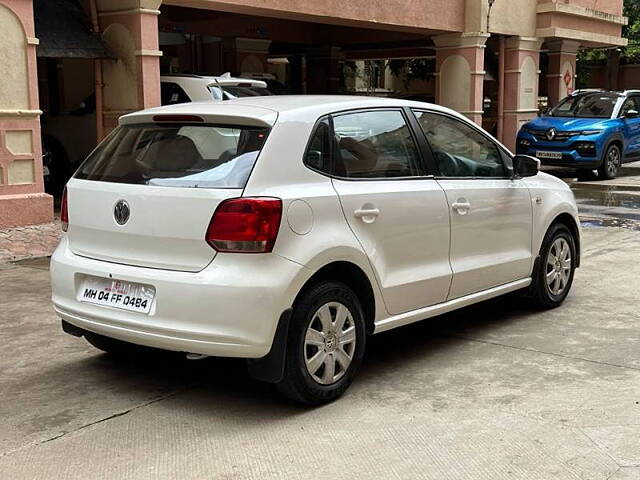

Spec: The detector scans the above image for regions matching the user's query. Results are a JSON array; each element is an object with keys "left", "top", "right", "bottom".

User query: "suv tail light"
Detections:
[
  {"left": 61, "top": 187, "right": 69, "bottom": 232},
  {"left": 206, "top": 198, "right": 282, "bottom": 253}
]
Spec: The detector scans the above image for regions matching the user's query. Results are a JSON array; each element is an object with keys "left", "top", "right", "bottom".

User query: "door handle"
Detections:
[
  {"left": 354, "top": 207, "right": 380, "bottom": 223},
  {"left": 452, "top": 199, "right": 471, "bottom": 215}
]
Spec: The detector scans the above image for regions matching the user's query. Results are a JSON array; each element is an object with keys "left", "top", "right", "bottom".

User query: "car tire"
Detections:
[
  {"left": 576, "top": 168, "right": 597, "bottom": 181},
  {"left": 276, "top": 281, "right": 366, "bottom": 405},
  {"left": 85, "top": 332, "right": 148, "bottom": 356},
  {"left": 598, "top": 144, "right": 621, "bottom": 180},
  {"left": 529, "top": 223, "right": 577, "bottom": 309}
]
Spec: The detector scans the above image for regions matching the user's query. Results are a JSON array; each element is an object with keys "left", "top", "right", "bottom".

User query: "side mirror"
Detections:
[
  {"left": 513, "top": 155, "right": 539, "bottom": 178},
  {"left": 624, "top": 109, "right": 639, "bottom": 119}
]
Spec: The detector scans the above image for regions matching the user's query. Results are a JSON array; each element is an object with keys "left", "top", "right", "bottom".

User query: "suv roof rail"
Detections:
[
  {"left": 161, "top": 73, "right": 204, "bottom": 79},
  {"left": 570, "top": 89, "right": 604, "bottom": 96},
  {"left": 622, "top": 89, "right": 640, "bottom": 95}
]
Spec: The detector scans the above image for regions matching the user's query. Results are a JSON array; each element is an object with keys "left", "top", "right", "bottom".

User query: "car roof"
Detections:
[{"left": 121, "top": 95, "right": 463, "bottom": 126}]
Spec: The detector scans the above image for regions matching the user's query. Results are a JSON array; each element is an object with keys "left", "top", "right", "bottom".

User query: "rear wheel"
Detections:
[
  {"left": 598, "top": 144, "right": 621, "bottom": 180},
  {"left": 529, "top": 223, "right": 576, "bottom": 308},
  {"left": 276, "top": 281, "right": 366, "bottom": 405}
]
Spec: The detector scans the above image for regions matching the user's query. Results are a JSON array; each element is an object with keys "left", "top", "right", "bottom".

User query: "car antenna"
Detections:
[{"left": 213, "top": 77, "right": 227, "bottom": 101}]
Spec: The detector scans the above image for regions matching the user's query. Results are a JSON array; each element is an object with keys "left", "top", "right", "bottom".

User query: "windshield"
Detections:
[
  {"left": 549, "top": 93, "right": 619, "bottom": 118},
  {"left": 75, "top": 123, "right": 269, "bottom": 188},
  {"left": 208, "top": 86, "right": 272, "bottom": 99}
]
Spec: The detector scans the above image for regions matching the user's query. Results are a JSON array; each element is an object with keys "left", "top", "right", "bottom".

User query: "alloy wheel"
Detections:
[
  {"left": 545, "top": 238, "right": 572, "bottom": 296},
  {"left": 607, "top": 147, "right": 620, "bottom": 178},
  {"left": 304, "top": 301, "right": 357, "bottom": 385}
]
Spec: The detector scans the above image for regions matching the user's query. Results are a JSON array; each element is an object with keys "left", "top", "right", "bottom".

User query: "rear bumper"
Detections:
[{"left": 50, "top": 237, "right": 309, "bottom": 358}]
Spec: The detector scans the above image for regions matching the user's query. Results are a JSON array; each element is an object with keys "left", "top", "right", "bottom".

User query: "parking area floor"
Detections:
[
  {"left": 3, "top": 162, "right": 640, "bottom": 479},
  {"left": 1, "top": 224, "right": 640, "bottom": 479}
]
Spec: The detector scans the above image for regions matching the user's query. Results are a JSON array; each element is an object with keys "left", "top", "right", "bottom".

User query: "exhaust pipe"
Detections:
[{"left": 185, "top": 353, "right": 209, "bottom": 361}]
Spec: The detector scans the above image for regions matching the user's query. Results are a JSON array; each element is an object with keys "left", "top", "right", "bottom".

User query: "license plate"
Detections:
[
  {"left": 536, "top": 151, "right": 563, "bottom": 160},
  {"left": 78, "top": 277, "right": 155, "bottom": 314}
]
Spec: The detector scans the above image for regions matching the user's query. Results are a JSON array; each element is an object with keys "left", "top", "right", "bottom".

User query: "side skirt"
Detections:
[{"left": 374, "top": 278, "right": 532, "bottom": 334}]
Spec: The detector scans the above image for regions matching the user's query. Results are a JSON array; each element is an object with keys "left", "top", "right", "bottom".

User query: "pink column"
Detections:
[
  {"left": 0, "top": 0, "right": 53, "bottom": 228},
  {"left": 502, "top": 37, "right": 543, "bottom": 151},
  {"left": 97, "top": 3, "right": 161, "bottom": 133},
  {"left": 433, "top": 33, "right": 489, "bottom": 125},
  {"left": 546, "top": 40, "right": 580, "bottom": 107}
]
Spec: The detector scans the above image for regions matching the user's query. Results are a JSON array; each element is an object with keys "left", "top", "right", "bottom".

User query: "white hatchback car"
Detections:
[
  {"left": 51, "top": 96, "right": 581, "bottom": 404},
  {"left": 160, "top": 73, "right": 269, "bottom": 105}
]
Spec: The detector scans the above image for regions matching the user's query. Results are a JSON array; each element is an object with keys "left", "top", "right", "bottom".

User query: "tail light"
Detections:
[
  {"left": 60, "top": 187, "right": 68, "bottom": 232},
  {"left": 206, "top": 198, "right": 282, "bottom": 253}
]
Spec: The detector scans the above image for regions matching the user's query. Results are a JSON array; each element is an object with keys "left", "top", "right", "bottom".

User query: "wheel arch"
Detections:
[
  {"left": 293, "top": 261, "right": 377, "bottom": 335},
  {"left": 603, "top": 134, "right": 624, "bottom": 164},
  {"left": 247, "top": 259, "right": 378, "bottom": 384},
  {"left": 548, "top": 212, "right": 581, "bottom": 267}
]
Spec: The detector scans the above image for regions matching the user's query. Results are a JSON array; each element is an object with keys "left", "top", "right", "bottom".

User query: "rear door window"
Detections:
[
  {"left": 331, "top": 110, "right": 424, "bottom": 178},
  {"left": 75, "top": 124, "right": 269, "bottom": 188},
  {"left": 304, "top": 117, "right": 332, "bottom": 174}
]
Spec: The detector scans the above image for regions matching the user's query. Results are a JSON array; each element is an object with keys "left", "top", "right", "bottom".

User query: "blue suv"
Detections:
[{"left": 516, "top": 90, "right": 640, "bottom": 179}]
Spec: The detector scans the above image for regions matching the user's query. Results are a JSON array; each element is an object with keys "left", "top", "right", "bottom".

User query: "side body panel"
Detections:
[
  {"left": 332, "top": 178, "right": 451, "bottom": 314},
  {"left": 523, "top": 172, "right": 581, "bottom": 269},
  {"left": 438, "top": 178, "right": 534, "bottom": 299}
]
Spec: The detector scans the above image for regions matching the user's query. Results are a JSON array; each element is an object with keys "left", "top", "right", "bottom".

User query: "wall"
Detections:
[
  {"left": 0, "top": 0, "right": 52, "bottom": 229},
  {"left": 163, "top": 0, "right": 465, "bottom": 34}
]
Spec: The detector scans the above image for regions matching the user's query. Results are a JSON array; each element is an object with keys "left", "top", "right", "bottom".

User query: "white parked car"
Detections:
[
  {"left": 51, "top": 96, "right": 581, "bottom": 404},
  {"left": 160, "top": 73, "right": 270, "bottom": 105}
]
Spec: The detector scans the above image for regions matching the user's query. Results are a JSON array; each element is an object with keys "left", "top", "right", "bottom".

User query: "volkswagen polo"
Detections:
[{"left": 51, "top": 96, "right": 581, "bottom": 404}]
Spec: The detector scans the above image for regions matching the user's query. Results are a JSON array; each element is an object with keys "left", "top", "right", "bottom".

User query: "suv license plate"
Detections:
[
  {"left": 78, "top": 277, "right": 155, "bottom": 314},
  {"left": 536, "top": 151, "right": 563, "bottom": 160}
]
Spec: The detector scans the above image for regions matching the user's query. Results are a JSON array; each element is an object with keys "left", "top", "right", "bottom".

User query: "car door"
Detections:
[
  {"left": 618, "top": 96, "right": 640, "bottom": 159},
  {"left": 329, "top": 109, "right": 452, "bottom": 315},
  {"left": 413, "top": 110, "right": 533, "bottom": 300}
]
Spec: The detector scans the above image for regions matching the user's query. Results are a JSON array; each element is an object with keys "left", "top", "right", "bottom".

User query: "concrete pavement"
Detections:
[
  {"left": 3, "top": 162, "right": 640, "bottom": 479},
  {"left": 1, "top": 225, "right": 640, "bottom": 479}
]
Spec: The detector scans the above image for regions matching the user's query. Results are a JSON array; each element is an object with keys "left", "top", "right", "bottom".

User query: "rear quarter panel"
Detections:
[{"left": 243, "top": 111, "right": 389, "bottom": 321}]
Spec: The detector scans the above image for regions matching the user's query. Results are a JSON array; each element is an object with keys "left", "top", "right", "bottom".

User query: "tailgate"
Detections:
[{"left": 66, "top": 179, "right": 239, "bottom": 272}]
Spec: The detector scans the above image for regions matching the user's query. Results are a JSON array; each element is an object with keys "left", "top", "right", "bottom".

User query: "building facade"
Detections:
[{"left": 0, "top": 0, "right": 627, "bottom": 228}]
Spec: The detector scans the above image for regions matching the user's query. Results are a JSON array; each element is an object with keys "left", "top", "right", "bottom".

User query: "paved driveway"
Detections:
[
  {"left": 3, "top": 162, "right": 640, "bottom": 479},
  {"left": 1, "top": 224, "right": 640, "bottom": 479}
]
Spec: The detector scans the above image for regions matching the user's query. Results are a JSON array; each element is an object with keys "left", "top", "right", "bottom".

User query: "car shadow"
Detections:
[{"left": 48, "top": 293, "right": 537, "bottom": 416}]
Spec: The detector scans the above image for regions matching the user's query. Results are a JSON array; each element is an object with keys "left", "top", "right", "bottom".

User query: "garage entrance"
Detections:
[
  {"left": 35, "top": 0, "right": 109, "bottom": 197},
  {"left": 157, "top": 4, "right": 440, "bottom": 97}
]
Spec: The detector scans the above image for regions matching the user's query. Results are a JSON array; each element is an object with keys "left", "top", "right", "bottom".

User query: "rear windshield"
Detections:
[{"left": 75, "top": 123, "right": 269, "bottom": 188}]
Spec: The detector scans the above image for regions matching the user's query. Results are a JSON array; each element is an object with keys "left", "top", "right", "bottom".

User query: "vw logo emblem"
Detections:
[
  {"left": 546, "top": 128, "right": 556, "bottom": 141},
  {"left": 113, "top": 200, "right": 130, "bottom": 225}
]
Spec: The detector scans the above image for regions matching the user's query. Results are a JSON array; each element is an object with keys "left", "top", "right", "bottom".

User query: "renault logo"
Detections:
[
  {"left": 114, "top": 200, "right": 130, "bottom": 225},
  {"left": 546, "top": 128, "right": 556, "bottom": 141}
]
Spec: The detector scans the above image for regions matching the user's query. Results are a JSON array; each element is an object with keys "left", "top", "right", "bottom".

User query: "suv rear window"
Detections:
[{"left": 75, "top": 124, "right": 269, "bottom": 188}]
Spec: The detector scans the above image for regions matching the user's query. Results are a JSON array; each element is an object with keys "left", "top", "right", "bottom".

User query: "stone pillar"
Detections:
[
  {"left": 223, "top": 37, "right": 271, "bottom": 74},
  {"left": 546, "top": 40, "right": 580, "bottom": 107},
  {"left": 503, "top": 37, "right": 543, "bottom": 150},
  {"left": 96, "top": 0, "right": 162, "bottom": 133},
  {"left": 433, "top": 33, "right": 489, "bottom": 125},
  {"left": 305, "top": 47, "right": 342, "bottom": 94},
  {"left": 0, "top": 0, "right": 53, "bottom": 228}
]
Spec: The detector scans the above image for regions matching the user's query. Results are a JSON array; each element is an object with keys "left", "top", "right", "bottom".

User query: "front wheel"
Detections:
[
  {"left": 276, "top": 281, "right": 366, "bottom": 405},
  {"left": 529, "top": 223, "right": 577, "bottom": 308},
  {"left": 598, "top": 144, "right": 621, "bottom": 180}
]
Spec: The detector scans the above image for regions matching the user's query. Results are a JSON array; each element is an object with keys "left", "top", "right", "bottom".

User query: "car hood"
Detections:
[{"left": 524, "top": 117, "right": 613, "bottom": 132}]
